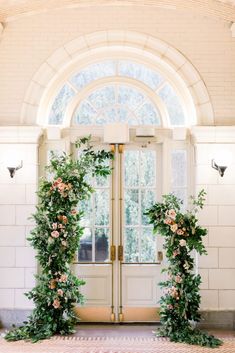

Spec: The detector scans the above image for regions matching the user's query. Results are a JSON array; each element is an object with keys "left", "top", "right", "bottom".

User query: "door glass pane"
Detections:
[
  {"left": 124, "top": 228, "right": 139, "bottom": 262},
  {"left": 125, "top": 189, "right": 139, "bottom": 226},
  {"left": 80, "top": 198, "right": 92, "bottom": 227},
  {"left": 124, "top": 151, "right": 139, "bottom": 187},
  {"left": 141, "top": 190, "right": 155, "bottom": 225},
  {"left": 95, "top": 190, "right": 109, "bottom": 226},
  {"left": 140, "top": 228, "right": 156, "bottom": 262},
  {"left": 140, "top": 150, "right": 156, "bottom": 187},
  {"left": 95, "top": 228, "right": 109, "bottom": 262},
  {"left": 78, "top": 228, "right": 92, "bottom": 262}
]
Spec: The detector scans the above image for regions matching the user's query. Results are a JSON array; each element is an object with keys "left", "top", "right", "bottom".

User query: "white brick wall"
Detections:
[
  {"left": 0, "top": 142, "right": 38, "bottom": 309},
  {"left": 0, "top": 6, "right": 234, "bottom": 125},
  {"left": 196, "top": 143, "right": 235, "bottom": 310}
]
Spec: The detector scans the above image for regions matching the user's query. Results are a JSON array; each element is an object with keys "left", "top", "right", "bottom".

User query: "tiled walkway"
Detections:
[{"left": 0, "top": 325, "right": 234, "bottom": 353}]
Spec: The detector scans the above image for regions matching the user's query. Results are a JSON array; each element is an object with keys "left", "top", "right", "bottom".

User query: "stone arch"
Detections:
[{"left": 21, "top": 30, "right": 214, "bottom": 126}]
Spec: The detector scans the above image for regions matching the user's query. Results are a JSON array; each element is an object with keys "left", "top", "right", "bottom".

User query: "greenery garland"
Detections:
[
  {"left": 5, "top": 137, "right": 113, "bottom": 342},
  {"left": 145, "top": 191, "right": 222, "bottom": 348}
]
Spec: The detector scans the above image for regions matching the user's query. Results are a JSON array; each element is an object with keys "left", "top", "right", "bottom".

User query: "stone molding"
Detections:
[{"left": 0, "top": 126, "right": 43, "bottom": 143}]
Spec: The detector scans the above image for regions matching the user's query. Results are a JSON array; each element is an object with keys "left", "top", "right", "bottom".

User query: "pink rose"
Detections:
[
  {"left": 51, "top": 230, "right": 60, "bottom": 238},
  {"left": 164, "top": 218, "right": 172, "bottom": 225},
  {"left": 52, "top": 299, "right": 60, "bottom": 309},
  {"left": 173, "top": 249, "right": 180, "bottom": 257},
  {"left": 170, "top": 224, "right": 178, "bottom": 233},
  {"left": 52, "top": 223, "right": 57, "bottom": 230},
  {"left": 168, "top": 209, "right": 176, "bottom": 220},
  {"left": 57, "top": 289, "right": 64, "bottom": 296}
]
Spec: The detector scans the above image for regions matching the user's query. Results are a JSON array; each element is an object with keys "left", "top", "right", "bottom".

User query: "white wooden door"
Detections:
[{"left": 73, "top": 142, "right": 164, "bottom": 322}]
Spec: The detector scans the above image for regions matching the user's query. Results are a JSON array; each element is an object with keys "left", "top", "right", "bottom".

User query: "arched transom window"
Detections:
[{"left": 48, "top": 60, "right": 194, "bottom": 127}]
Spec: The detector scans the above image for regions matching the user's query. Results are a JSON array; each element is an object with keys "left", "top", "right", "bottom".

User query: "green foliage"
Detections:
[
  {"left": 145, "top": 191, "right": 222, "bottom": 348},
  {"left": 5, "top": 137, "right": 113, "bottom": 342}
]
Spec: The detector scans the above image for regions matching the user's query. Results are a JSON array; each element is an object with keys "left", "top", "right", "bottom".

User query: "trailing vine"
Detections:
[
  {"left": 5, "top": 137, "right": 113, "bottom": 342},
  {"left": 145, "top": 191, "right": 222, "bottom": 348}
]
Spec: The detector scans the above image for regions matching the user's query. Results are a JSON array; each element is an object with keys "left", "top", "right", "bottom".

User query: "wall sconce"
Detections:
[
  {"left": 211, "top": 159, "right": 227, "bottom": 177},
  {"left": 7, "top": 160, "right": 23, "bottom": 178}
]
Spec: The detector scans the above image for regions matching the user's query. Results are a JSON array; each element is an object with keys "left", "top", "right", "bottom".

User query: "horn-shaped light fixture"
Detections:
[
  {"left": 211, "top": 159, "right": 227, "bottom": 177},
  {"left": 7, "top": 160, "right": 23, "bottom": 178}
]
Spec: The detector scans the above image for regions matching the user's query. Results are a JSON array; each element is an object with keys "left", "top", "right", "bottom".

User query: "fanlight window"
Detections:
[
  {"left": 74, "top": 85, "right": 161, "bottom": 125},
  {"left": 48, "top": 60, "right": 187, "bottom": 126}
]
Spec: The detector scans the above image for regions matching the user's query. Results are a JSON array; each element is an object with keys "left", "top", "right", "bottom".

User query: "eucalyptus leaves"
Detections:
[
  {"left": 5, "top": 137, "right": 113, "bottom": 342},
  {"left": 145, "top": 191, "right": 222, "bottom": 348}
]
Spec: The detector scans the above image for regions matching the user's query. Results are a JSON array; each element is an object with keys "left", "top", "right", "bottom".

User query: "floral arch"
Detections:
[{"left": 21, "top": 31, "right": 213, "bottom": 127}]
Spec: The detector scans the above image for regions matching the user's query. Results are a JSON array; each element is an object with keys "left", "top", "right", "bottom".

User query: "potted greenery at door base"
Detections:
[
  {"left": 145, "top": 190, "right": 222, "bottom": 348},
  {"left": 4, "top": 137, "right": 113, "bottom": 342}
]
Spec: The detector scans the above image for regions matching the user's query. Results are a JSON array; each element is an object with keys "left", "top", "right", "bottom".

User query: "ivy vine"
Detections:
[
  {"left": 5, "top": 137, "right": 113, "bottom": 342},
  {"left": 145, "top": 191, "right": 222, "bottom": 348}
]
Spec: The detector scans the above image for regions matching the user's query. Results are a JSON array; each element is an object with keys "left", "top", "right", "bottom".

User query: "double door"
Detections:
[{"left": 73, "top": 142, "right": 164, "bottom": 322}]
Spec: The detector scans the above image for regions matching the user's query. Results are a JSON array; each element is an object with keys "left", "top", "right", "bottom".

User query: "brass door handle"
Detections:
[
  {"left": 118, "top": 245, "right": 123, "bottom": 261},
  {"left": 110, "top": 245, "right": 116, "bottom": 261},
  {"left": 157, "top": 251, "right": 163, "bottom": 262}
]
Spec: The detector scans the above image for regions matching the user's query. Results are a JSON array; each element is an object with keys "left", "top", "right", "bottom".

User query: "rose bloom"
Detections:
[
  {"left": 58, "top": 223, "right": 64, "bottom": 229},
  {"left": 71, "top": 209, "right": 77, "bottom": 215},
  {"left": 52, "top": 223, "right": 57, "bottom": 230},
  {"left": 61, "top": 240, "right": 67, "bottom": 247},
  {"left": 175, "top": 275, "right": 182, "bottom": 284},
  {"left": 167, "top": 304, "right": 174, "bottom": 310},
  {"left": 49, "top": 279, "right": 57, "bottom": 289},
  {"left": 51, "top": 230, "right": 60, "bottom": 238},
  {"left": 57, "top": 289, "right": 64, "bottom": 296},
  {"left": 170, "top": 224, "right": 178, "bottom": 233},
  {"left": 59, "top": 274, "right": 68, "bottom": 283},
  {"left": 179, "top": 239, "right": 186, "bottom": 247},
  {"left": 52, "top": 299, "right": 61, "bottom": 309},
  {"left": 62, "top": 216, "right": 68, "bottom": 224},
  {"left": 177, "top": 228, "right": 184, "bottom": 235},
  {"left": 164, "top": 218, "right": 172, "bottom": 225},
  {"left": 168, "top": 209, "right": 176, "bottom": 220},
  {"left": 57, "top": 178, "right": 62, "bottom": 183},
  {"left": 173, "top": 249, "right": 180, "bottom": 257}
]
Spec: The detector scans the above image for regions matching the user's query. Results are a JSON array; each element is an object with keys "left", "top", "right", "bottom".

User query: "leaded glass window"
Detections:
[
  {"left": 48, "top": 59, "right": 188, "bottom": 127},
  {"left": 73, "top": 85, "right": 161, "bottom": 125}
]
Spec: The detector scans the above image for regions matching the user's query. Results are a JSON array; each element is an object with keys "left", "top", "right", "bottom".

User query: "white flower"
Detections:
[{"left": 179, "top": 239, "right": 186, "bottom": 247}]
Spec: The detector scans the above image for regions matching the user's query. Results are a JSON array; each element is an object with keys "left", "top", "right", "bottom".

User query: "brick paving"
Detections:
[{"left": 0, "top": 327, "right": 234, "bottom": 353}]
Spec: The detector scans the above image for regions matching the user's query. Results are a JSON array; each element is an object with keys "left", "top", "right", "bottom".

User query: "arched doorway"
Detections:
[{"left": 29, "top": 31, "right": 211, "bottom": 322}]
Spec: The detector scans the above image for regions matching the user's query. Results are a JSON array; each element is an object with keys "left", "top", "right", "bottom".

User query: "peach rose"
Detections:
[
  {"left": 57, "top": 289, "right": 64, "bottom": 296},
  {"left": 59, "top": 274, "right": 68, "bottom": 283},
  {"left": 179, "top": 239, "right": 186, "bottom": 247},
  {"left": 49, "top": 279, "right": 57, "bottom": 289},
  {"left": 164, "top": 218, "right": 172, "bottom": 225},
  {"left": 170, "top": 224, "right": 178, "bottom": 233},
  {"left": 177, "top": 229, "right": 184, "bottom": 235},
  {"left": 175, "top": 275, "right": 182, "bottom": 284}
]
